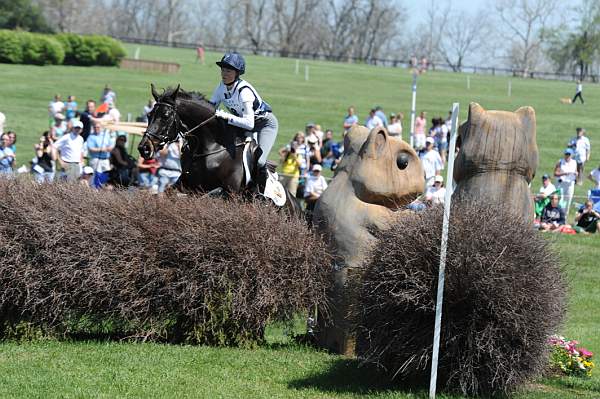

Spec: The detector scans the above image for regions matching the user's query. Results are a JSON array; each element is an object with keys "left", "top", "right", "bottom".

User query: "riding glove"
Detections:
[{"left": 215, "top": 109, "right": 233, "bottom": 121}]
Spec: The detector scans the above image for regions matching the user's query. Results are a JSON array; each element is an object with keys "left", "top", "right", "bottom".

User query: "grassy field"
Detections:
[{"left": 0, "top": 44, "right": 599, "bottom": 398}]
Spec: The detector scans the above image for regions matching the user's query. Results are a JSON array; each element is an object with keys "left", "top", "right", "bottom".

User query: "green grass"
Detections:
[{"left": 0, "top": 44, "right": 599, "bottom": 398}]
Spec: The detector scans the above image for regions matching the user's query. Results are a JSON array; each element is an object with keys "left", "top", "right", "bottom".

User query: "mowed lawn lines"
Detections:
[{"left": 0, "top": 44, "right": 599, "bottom": 398}]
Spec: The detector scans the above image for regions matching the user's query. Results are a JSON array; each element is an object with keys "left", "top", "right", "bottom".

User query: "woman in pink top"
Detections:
[{"left": 413, "top": 111, "right": 427, "bottom": 150}]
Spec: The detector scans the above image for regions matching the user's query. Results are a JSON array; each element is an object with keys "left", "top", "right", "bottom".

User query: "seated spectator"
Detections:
[
  {"left": 304, "top": 164, "right": 328, "bottom": 213},
  {"left": 540, "top": 194, "right": 569, "bottom": 232},
  {"left": 534, "top": 174, "right": 557, "bottom": 217},
  {"left": 588, "top": 163, "right": 600, "bottom": 189},
  {"left": 110, "top": 134, "right": 137, "bottom": 187},
  {"left": 0, "top": 133, "right": 15, "bottom": 175},
  {"left": 388, "top": 113, "right": 403, "bottom": 138},
  {"left": 321, "top": 130, "right": 336, "bottom": 168},
  {"left": 7, "top": 131, "right": 16, "bottom": 153},
  {"left": 32, "top": 131, "right": 55, "bottom": 183},
  {"left": 50, "top": 113, "right": 67, "bottom": 140},
  {"left": 87, "top": 122, "right": 115, "bottom": 188},
  {"left": 279, "top": 145, "right": 301, "bottom": 196},
  {"left": 137, "top": 155, "right": 159, "bottom": 189},
  {"left": 80, "top": 166, "right": 94, "bottom": 187},
  {"left": 157, "top": 140, "right": 182, "bottom": 193},
  {"left": 365, "top": 109, "right": 384, "bottom": 129},
  {"left": 574, "top": 200, "right": 600, "bottom": 234},
  {"left": 425, "top": 175, "right": 445, "bottom": 205}
]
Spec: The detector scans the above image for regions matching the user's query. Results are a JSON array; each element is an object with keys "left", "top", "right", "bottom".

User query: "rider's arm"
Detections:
[
  {"left": 225, "top": 100, "right": 255, "bottom": 131},
  {"left": 209, "top": 85, "right": 223, "bottom": 108}
]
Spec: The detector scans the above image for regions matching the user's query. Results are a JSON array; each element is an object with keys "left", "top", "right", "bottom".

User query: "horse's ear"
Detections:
[
  {"left": 151, "top": 83, "right": 159, "bottom": 101},
  {"left": 172, "top": 84, "right": 180, "bottom": 100}
]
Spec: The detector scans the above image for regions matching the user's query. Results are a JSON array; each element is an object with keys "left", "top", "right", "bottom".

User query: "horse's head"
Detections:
[{"left": 138, "top": 83, "right": 182, "bottom": 160}]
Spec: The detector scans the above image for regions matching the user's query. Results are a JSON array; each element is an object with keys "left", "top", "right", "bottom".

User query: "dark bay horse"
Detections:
[{"left": 138, "top": 85, "right": 302, "bottom": 215}]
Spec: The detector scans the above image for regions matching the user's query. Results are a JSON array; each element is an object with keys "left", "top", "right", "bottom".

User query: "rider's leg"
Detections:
[{"left": 256, "top": 113, "right": 279, "bottom": 167}]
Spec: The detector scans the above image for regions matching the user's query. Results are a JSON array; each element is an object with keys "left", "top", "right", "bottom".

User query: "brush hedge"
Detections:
[
  {"left": 0, "top": 179, "right": 331, "bottom": 346},
  {"left": 355, "top": 203, "right": 566, "bottom": 397}
]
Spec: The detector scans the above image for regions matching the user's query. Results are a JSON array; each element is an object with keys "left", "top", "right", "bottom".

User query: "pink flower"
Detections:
[{"left": 579, "top": 348, "right": 593, "bottom": 358}]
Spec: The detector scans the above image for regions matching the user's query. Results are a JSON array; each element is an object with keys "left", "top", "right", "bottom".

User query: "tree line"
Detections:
[{"left": 2, "top": 0, "right": 600, "bottom": 79}]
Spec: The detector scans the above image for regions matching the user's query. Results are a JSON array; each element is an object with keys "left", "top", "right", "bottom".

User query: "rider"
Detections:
[{"left": 210, "top": 52, "right": 278, "bottom": 184}]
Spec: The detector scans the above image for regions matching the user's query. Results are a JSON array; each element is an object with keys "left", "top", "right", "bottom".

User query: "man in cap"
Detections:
[
  {"left": 554, "top": 148, "right": 578, "bottom": 213},
  {"left": 425, "top": 174, "right": 446, "bottom": 205},
  {"left": 419, "top": 136, "right": 443, "bottom": 187},
  {"left": 569, "top": 127, "right": 591, "bottom": 185},
  {"left": 54, "top": 120, "right": 84, "bottom": 182},
  {"left": 304, "top": 163, "right": 328, "bottom": 213},
  {"left": 534, "top": 174, "right": 558, "bottom": 217}
]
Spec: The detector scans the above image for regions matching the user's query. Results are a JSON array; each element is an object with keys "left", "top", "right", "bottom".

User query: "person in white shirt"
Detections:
[
  {"left": 419, "top": 137, "right": 443, "bottom": 186},
  {"left": 210, "top": 52, "right": 278, "bottom": 182},
  {"left": 304, "top": 164, "right": 328, "bottom": 211},
  {"left": 425, "top": 175, "right": 446, "bottom": 205},
  {"left": 569, "top": 127, "right": 591, "bottom": 185},
  {"left": 365, "top": 109, "right": 383, "bottom": 130},
  {"left": 572, "top": 80, "right": 584, "bottom": 104},
  {"left": 0, "top": 111, "right": 5, "bottom": 135},
  {"left": 554, "top": 148, "right": 578, "bottom": 212},
  {"left": 535, "top": 174, "right": 556, "bottom": 201},
  {"left": 387, "top": 113, "right": 403, "bottom": 139},
  {"left": 588, "top": 164, "right": 600, "bottom": 189},
  {"left": 54, "top": 120, "right": 84, "bottom": 182}
]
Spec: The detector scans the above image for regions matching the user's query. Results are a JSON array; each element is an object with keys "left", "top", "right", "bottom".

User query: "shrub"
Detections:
[
  {"left": 355, "top": 202, "right": 567, "bottom": 397},
  {"left": 20, "top": 32, "right": 64, "bottom": 65},
  {"left": 0, "top": 179, "right": 332, "bottom": 346},
  {"left": 0, "top": 29, "right": 24, "bottom": 63}
]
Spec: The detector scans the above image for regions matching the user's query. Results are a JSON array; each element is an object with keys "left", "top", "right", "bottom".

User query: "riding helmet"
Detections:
[{"left": 216, "top": 52, "right": 246, "bottom": 75}]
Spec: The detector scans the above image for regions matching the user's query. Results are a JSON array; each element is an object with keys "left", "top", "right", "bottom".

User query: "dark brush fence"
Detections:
[
  {"left": 354, "top": 203, "right": 567, "bottom": 397},
  {"left": 0, "top": 179, "right": 332, "bottom": 346}
]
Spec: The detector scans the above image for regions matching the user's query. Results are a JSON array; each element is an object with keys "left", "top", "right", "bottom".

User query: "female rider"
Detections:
[{"left": 210, "top": 52, "right": 278, "bottom": 181}]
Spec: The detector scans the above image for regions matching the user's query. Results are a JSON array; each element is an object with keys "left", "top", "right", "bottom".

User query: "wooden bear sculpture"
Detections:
[
  {"left": 454, "top": 103, "right": 538, "bottom": 221},
  {"left": 313, "top": 125, "right": 424, "bottom": 355}
]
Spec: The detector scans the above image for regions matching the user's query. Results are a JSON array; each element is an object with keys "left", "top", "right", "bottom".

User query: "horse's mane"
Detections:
[{"left": 161, "top": 86, "right": 215, "bottom": 111}]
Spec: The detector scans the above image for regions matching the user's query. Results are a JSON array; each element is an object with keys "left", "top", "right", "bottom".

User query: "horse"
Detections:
[{"left": 138, "top": 84, "right": 302, "bottom": 216}]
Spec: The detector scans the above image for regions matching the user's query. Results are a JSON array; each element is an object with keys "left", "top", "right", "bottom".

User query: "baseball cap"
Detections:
[
  {"left": 312, "top": 164, "right": 322, "bottom": 172},
  {"left": 83, "top": 166, "right": 94, "bottom": 175},
  {"left": 564, "top": 148, "right": 573, "bottom": 155},
  {"left": 73, "top": 120, "right": 84, "bottom": 129},
  {"left": 307, "top": 135, "right": 318, "bottom": 144},
  {"left": 54, "top": 113, "right": 65, "bottom": 120},
  {"left": 305, "top": 122, "right": 315, "bottom": 128},
  {"left": 542, "top": 174, "right": 550, "bottom": 180},
  {"left": 426, "top": 137, "right": 435, "bottom": 144},
  {"left": 434, "top": 175, "right": 444, "bottom": 183}
]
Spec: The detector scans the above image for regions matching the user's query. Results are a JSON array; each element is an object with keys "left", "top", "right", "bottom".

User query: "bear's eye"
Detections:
[{"left": 397, "top": 153, "right": 410, "bottom": 170}]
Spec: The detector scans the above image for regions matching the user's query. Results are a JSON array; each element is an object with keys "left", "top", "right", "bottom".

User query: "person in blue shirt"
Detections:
[
  {"left": 86, "top": 122, "right": 114, "bottom": 187},
  {"left": 343, "top": 106, "right": 358, "bottom": 134},
  {"left": 65, "top": 95, "right": 78, "bottom": 121}
]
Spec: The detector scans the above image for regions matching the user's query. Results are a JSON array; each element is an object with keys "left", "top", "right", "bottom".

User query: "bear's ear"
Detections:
[
  {"left": 362, "top": 127, "right": 388, "bottom": 159},
  {"left": 515, "top": 106, "right": 535, "bottom": 131},
  {"left": 468, "top": 102, "right": 485, "bottom": 125}
]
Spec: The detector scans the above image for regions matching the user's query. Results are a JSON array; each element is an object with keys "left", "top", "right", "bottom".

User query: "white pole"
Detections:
[
  {"left": 134, "top": 47, "right": 140, "bottom": 60},
  {"left": 429, "top": 102, "right": 460, "bottom": 399},
  {"left": 295, "top": 59, "right": 299, "bottom": 75},
  {"left": 508, "top": 80, "right": 512, "bottom": 97},
  {"left": 409, "top": 71, "right": 418, "bottom": 148},
  {"left": 305, "top": 65, "right": 309, "bottom": 81},
  {"left": 467, "top": 76, "right": 470, "bottom": 90}
]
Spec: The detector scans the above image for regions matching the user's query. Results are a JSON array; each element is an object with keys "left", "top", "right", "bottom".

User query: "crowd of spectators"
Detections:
[{"left": 0, "top": 86, "right": 178, "bottom": 193}]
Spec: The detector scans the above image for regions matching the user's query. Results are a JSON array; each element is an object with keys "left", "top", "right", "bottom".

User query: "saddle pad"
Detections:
[{"left": 263, "top": 171, "right": 287, "bottom": 207}]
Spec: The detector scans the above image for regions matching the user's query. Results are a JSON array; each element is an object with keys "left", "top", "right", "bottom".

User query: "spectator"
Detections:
[
  {"left": 419, "top": 137, "right": 443, "bottom": 186},
  {"left": 572, "top": 80, "right": 584, "bottom": 104},
  {"left": 156, "top": 140, "right": 182, "bottom": 193},
  {"left": 32, "top": 131, "right": 55, "bottom": 183},
  {"left": 291, "top": 131, "right": 309, "bottom": 177},
  {"left": 534, "top": 174, "right": 557, "bottom": 216},
  {"left": 110, "top": 134, "right": 137, "bottom": 187},
  {"left": 65, "top": 95, "right": 78, "bottom": 121},
  {"left": 80, "top": 166, "right": 94, "bottom": 187},
  {"left": 307, "top": 135, "right": 322, "bottom": 166},
  {"left": 343, "top": 106, "right": 358, "bottom": 134},
  {"left": 304, "top": 164, "right": 328, "bottom": 212},
  {"left": 6, "top": 130, "right": 16, "bottom": 154},
  {"left": 569, "top": 127, "right": 591, "bottom": 185},
  {"left": 365, "top": 108, "right": 383, "bottom": 129},
  {"left": 279, "top": 145, "right": 301, "bottom": 196},
  {"left": 436, "top": 117, "right": 449, "bottom": 164},
  {"left": 48, "top": 94, "right": 65, "bottom": 123},
  {"left": 101, "top": 85, "right": 117, "bottom": 105},
  {"left": 0, "top": 133, "right": 15, "bottom": 175},
  {"left": 320, "top": 129, "right": 336, "bottom": 167},
  {"left": 79, "top": 100, "right": 97, "bottom": 141},
  {"left": 588, "top": 163, "right": 600, "bottom": 189},
  {"left": 141, "top": 99, "right": 155, "bottom": 123},
  {"left": 137, "top": 155, "right": 159, "bottom": 189},
  {"left": 54, "top": 120, "right": 84, "bottom": 182},
  {"left": 553, "top": 148, "right": 578, "bottom": 212},
  {"left": 540, "top": 194, "right": 568, "bottom": 232},
  {"left": 374, "top": 106, "right": 388, "bottom": 127},
  {"left": 314, "top": 124, "right": 324, "bottom": 146},
  {"left": 305, "top": 123, "right": 318, "bottom": 144},
  {"left": 425, "top": 175, "right": 446, "bottom": 205},
  {"left": 388, "top": 113, "right": 403, "bottom": 139},
  {"left": 574, "top": 200, "right": 600, "bottom": 234},
  {"left": 196, "top": 44, "right": 205, "bottom": 64},
  {"left": 50, "top": 113, "right": 67, "bottom": 140},
  {"left": 414, "top": 111, "right": 427, "bottom": 150},
  {"left": 87, "top": 122, "right": 115, "bottom": 188},
  {"left": 0, "top": 111, "right": 5, "bottom": 135}
]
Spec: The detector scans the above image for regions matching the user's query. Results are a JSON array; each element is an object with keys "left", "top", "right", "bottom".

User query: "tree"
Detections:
[
  {"left": 0, "top": 0, "right": 53, "bottom": 32},
  {"left": 436, "top": 9, "right": 488, "bottom": 71}
]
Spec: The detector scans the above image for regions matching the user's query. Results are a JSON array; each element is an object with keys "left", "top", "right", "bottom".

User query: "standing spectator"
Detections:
[
  {"left": 79, "top": 100, "right": 97, "bottom": 141},
  {"left": 569, "top": 127, "right": 591, "bottom": 185},
  {"left": 279, "top": 146, "right": 301, "bottom": 196},
  {"left": 137, "top": 155, "right": 159, "bottom": 189},
  {"left": 87, "top": 122, "right": 115, "bottom": 188},
  {"left": 304, "top": 164, "right": 328, "bottom": 213},
  {"left": 374, "top": 106, "right": 388, "bottom": 127},
  {"left": 141, "top": 99, "right": 155, "bottom": 123},
  {"left": 420, "top": 137, "right": 443, "bottom": 186},
  {"left": 54, "top": 120, "right": 84, "bottom": 182},
  {"left": 33, "top": 131, "right": 55, "bottom": 183},
  {"left": 101, "top": 85, "right": 117, "bottom": 104},
  {"left": 320, "top": 129, "right": 336, "bottom": 167},
  {"left": 388, "top": 113, "right": 403, "bottom": 139},
  {"left": 554, "top": 148, "right": 578, "bottom": 212},
  {"left": 48, "top": 94, "right": 65, "bottom": 123},
  {"left": 314, "top": 124, "right": 324, "bottom": 146},
  {"left": 0, "top": 111, "right": 5, "bottom": 135},
  {"left": 305, "top": 123, "right": 318, "bottom": 144},
  {"left": 414, "top": 111, "right": 427, "bottom": 150},
  {"left": 196, "top": 44, "right": 205, "bottom": 64},
  {"left": 588, "top": 163, "right": 600, "bottom": 189},
  {"left": 0, "top": 133, "right": 15, "bottom": 175},
  {"left": 65, "top": 95, "right": 78, "bottom": 121},
  {"left": 50, "top": 113, "right": 67, "bottom": 140},
  {"left": 572, "top": 80, "right": 584, "bottom": 104},
  {"left": 365, "top": 109, "right": 383, "bottom": 129},
  {"left": 574, "top": 200, "right": 600, "bottom": 234},
  {"left": 291, "top": 131, "right": 309, "bottom": 177},
  {"left": 343, "top": 106, "right": 358, "bottom": 134},
  {"left": 540, "top": 194, "right": 568, "bottom": 232},
  {"left": 156, "top": 140, "right": 182, "bottom": 193},
  {"left": 437, "top": 117, "right": 449, "bottom": 164}
]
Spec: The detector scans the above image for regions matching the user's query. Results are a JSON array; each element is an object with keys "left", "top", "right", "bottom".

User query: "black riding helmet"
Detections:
[{"left": 216, "top": 52, "right": 246, "bottom": 75}]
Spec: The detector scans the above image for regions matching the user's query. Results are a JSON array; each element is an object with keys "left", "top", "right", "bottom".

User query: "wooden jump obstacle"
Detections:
[{"left": 120, "top": 58, "right": 180, "bottom": 74}]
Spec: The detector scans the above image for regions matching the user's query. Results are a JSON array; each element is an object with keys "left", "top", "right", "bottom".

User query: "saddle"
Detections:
[{"left": 241, "top": 139, "right": 286, "bottom": 207}]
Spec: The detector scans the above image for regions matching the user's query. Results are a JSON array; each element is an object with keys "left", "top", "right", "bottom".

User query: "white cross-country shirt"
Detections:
[{"left": 210, "top": 79, "right": 266, "bottom": 131}]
